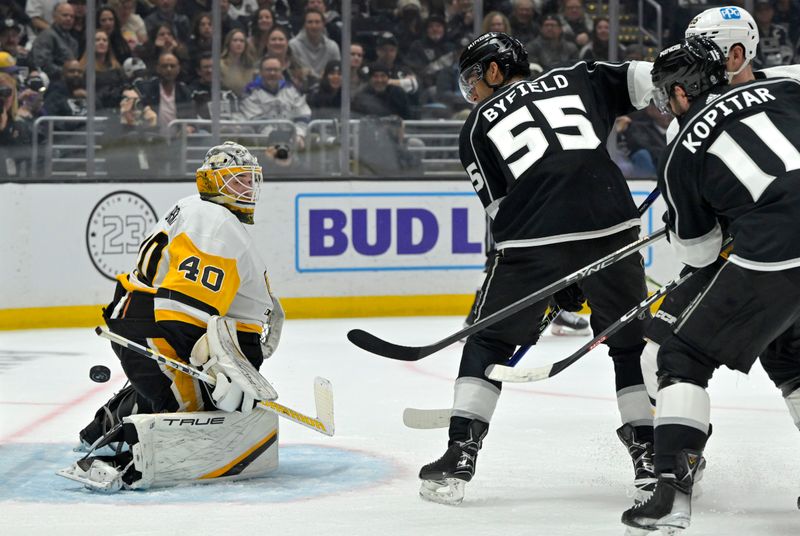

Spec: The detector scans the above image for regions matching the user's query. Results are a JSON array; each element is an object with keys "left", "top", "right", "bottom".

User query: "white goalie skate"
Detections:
[
  {"left": 419, "top": 478, "right": 467, "bottom": 505},
  {"left": 57, "top": 458, "right": 129, "bottom": 493}
]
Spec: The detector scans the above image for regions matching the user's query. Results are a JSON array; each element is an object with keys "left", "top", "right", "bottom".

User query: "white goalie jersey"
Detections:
[{"left": 126, "top": 194, "right": 274, "bottom": 334}]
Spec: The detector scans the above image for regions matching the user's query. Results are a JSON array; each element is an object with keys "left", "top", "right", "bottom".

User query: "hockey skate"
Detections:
[
  {"left": 621, "top": 449, "right": 703, "bottom": 534},
  {"left": 419, "top": 420, "right": 488, "bottom": 505},
  {"left": 550, "top": 311, "right": 591, "bottom": 336},
  {"left": 57, "top": 456, "right": 132, "bottom": 493},
  {"left": 617, "top": 424, "right": 656, "bottom": 503}
]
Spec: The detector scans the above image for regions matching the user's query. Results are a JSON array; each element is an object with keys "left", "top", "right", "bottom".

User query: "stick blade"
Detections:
[
  {"left": 346, "top": 329, "right": 426, "bottom": 360},
  {"left": 313, "top": 377, "right": 335, "bottom": 436},
  {"left": 485, "top": 363, "right": 552, "bottom": 383},
  {"left": 403, "top": 407, "right": 450, "bottom": 429}
]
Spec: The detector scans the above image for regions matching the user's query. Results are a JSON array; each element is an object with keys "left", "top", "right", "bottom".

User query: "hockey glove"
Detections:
[
  {"left": 261, "top": 297, "right": 284, "bottom": 360},
  {"left": 553, "top": 284, "right": 586, "bottom": 312},
  {"left": 190, "top": 335, "right": 257, "bottom": 414}
]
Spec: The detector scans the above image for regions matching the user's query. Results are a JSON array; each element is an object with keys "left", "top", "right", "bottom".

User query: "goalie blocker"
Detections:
[{"left": 59, "top": 409, "right": 279, "bottom": 492}]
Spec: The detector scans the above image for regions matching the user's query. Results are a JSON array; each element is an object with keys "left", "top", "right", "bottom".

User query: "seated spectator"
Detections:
[
  {"left": 42, "top": 59, "right": 98, "bottom": 131},
  {"left": 482, "top": 11, "right": 511, "bottom": 34},
  {"left": 616, "top": 103, "right": 671, "bottom": 178},
  {"left": 289, "top": 7, "right": 340, "bottom": 80},
  {"left": 754, "top": 0, "right": 794, "bottom": 68},
  {"left": 394, "top": 2, "right": 424, "bottom": 60},
  {"left": 294, "top": 0, "right": 341, "bottom": 44},
  {"left": 220, "top": 28, "right": 256, "bottom": 98},
  {"left": 16, "top": 69, "right": 49, "bottom": 124},
  {"left": 79, "top": 29, "right": 125, "bottom": 111},
  {"left": 102, "top": 85, "right": 161, "bottom": 178},
  {"left": 1, "top": 17, "right": 31, "bottom": 73},
  {"left": 187, "top": 12, "right": 212, "bottom": 66},
  {"left": 111, "top": 0, "right": 147, "bottom": 46},
  {"left": 352, "top": 62, "right": 414, "bottom": 120},
  {"left": 122, "top": 55, "right": 149, "bottom": 84},
  {"left": 31, "top": 2, "right": 79, "bottom": 80},
  {"left": 405, "top": 14, "right": 455, "bottom": 90},
  {"left": 137, "top": 23, "right": 190, "bottom": 82},
  {"left": 189, "top": 52, "right": 240, "bottom": 121},
  {"left": 774, "top": 0, "right": 800, "bottom": 46},
  {"left": 227, "top": 0, "right": 259, "bottom": 30},
  {"left": 0, "top": 71, "right": 32, "bottom": 178},
  {"left": 144, "top": 0, "right": 191, "bottom": 45},
  {"left": 307, "top": 59, "right": 340, "bottom": 119},
  {"left": 579, "top": 17, "right": 624, "bottom": 61},
  {"left": 446, "top": 0, "right": 475, "bottom": 44},
  {"left": 134, "top": 51, "right": 194, "bottom": 140},
  {"left": 98, "top": 6, "right": 132, "bottom": 63},
  {"left": 261, "top": 25, "right": 314, "bottom": 92},
  {"left": 219, "top": 0, "right": 248, "bottom": 35},
  {"left": 374, "top": 32, "right": 419, "bottom": 97},
  {"left": 526, "top": 14, "right": 578, "bottom": 72},
  {"left": 558, "top": 0, "right": 592, "bottom": 47},
  {"left": 249, "top": 7, "right": 275, "bottom": 59},
  {"left": 509, "top": 0, "right": 539, "bottom": 44},
  {"left": 349, "top": 42, "right": 368, "bottom": 94},
  {"left": 68, "top": 0, "right": 87, "bottom": 57},
  {"left": 238, "top": 55, "right": 311, "bottom": 150},
  {"left": 26, "top": 0, "right": 61, "bottom": 34}
]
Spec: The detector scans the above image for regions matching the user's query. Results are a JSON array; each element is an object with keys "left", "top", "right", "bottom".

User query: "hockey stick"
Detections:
[
  {"left": 485, "top": 273, "right": 691, "bottom": 383},
  {"left": 95, "top": 326, "right": 335, "bottom": 436},
  {"left": 349, "top": 227, "right": 667, "bottom": 361},
  {"left": 506, "top": 188, "right": 662, "bottom": 367},
  {"left": 402, "top": 273, "right": 688, "bottom": 429}
]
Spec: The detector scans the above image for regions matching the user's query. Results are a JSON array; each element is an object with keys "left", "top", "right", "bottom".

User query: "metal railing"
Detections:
[
  {"left": 32, "top": 116, "right": 109, "bottom": 178},
  {"left": 638, "top": 0, "right": 663, "bottom": 51}
]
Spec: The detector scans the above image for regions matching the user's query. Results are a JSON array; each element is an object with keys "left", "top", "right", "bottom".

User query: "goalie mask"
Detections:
[
  {"left": 196, "top": 141, "right": 263, "bottom": 224},
  {"left": 651, "top": 37, "right": 727, "bottom": 115},
  {"left": 685, "top": 6, "right": 758, "bottom": 80},
  {"left": 458, "top": 32, "right": 529, "bottom": 103}
]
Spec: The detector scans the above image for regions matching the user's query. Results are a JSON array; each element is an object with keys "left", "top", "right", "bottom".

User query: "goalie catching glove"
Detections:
[{"left": 190, "top": 316, "right": 279, "bottom": 413}]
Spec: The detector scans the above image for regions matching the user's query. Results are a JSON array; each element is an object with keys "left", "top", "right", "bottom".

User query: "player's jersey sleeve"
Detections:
[
  {"left": 586, "top": 60, "right": 654, "bottom": 116},
  {"left": 759, "top": 64, "right": 800, "bottom": 80},
  {"left": 458, "top": 108, "right": 506, "bottom": 219},
  {"left": 659, "top": 146, "right": 723, "bottom": 268}
]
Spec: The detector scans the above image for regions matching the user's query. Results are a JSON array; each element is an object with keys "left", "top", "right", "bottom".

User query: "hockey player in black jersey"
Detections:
[
  {"left": 418, "top": 32, "right": 657, "bottom": 504},
  {"left": 622, "top": 36, "right": 800, "bottom": 532},
  {"left": 641, "top": 4, "right": 800, "bottom": 448}
]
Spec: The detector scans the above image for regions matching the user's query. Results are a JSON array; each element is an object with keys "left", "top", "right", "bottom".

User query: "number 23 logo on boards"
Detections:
[{"left": 86, "top": 191, "right": 158, "bottom": 281}]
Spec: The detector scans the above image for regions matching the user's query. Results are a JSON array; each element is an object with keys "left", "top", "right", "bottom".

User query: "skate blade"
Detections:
[
  {"left": 419, "top": 478, "right": 465, "bottom": 505},
  {"left": 624, "top": 527, "right": 657, "bottom": 536},
  {"left": 654, "top": 514, "right": 690, "bottom": 533},
  {"left": 56, "top": 465, "right": 122, "bottom": 493},
  {"left": 550, "top": 326, "right": 591, "bottom": 337}
]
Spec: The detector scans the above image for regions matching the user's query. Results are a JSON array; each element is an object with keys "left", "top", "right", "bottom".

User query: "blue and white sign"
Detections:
[
  {"left": 720, "top": 7, "right": 741, "bottom": 20},
  {"left": 295, "top": 192, "right": 487, "bottom": 272}
]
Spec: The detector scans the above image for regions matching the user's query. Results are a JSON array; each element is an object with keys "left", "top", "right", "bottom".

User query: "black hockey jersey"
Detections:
[
  {"left": 660, "top": 77, "right": 800, "bottom": 270},
  {"left": 459, "top": 60, "right": 654, "bottom": 249}
]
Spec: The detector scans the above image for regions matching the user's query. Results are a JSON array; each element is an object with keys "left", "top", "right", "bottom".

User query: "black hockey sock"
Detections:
[
  {"left": 653, "top": 423, "right": 707, "bottom": 474},
  {"left": 611, "top": 342, "right": 647, "bottom": 392}
]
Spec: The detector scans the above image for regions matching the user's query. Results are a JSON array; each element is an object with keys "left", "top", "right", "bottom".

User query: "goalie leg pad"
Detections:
[{"left": 125, "top": 408, "right": 279, "bottom": 489}]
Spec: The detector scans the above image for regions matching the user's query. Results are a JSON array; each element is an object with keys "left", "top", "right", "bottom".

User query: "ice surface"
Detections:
[{"left": 1, "top": 317, "right": 798, "bottom": 535}]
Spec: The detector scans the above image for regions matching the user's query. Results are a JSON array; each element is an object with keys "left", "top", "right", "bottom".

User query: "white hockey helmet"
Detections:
[
  {"left": 685, "top": 6, "right": 758, "bottom": 77},
  {"left": 196, "top": 141, "right": 263, "bottom": 224}
]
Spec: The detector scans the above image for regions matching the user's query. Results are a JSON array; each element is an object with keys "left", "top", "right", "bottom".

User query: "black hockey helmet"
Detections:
[
  {"left": 651, "top": 36, "right": 727, "bottom": 114},
  {"left": 458, "top": 32, "right": 530, "bottom": 103}
]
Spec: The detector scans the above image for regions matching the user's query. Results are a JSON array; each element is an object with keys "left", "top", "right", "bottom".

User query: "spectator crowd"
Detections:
[{"left": 3, "top": 0, "right": 800, "bottom": 178}]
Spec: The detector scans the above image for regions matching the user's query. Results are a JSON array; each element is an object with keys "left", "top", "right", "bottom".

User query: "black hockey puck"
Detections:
[{"left": 89, "top": 365, "right": 111, "bottom": 383}]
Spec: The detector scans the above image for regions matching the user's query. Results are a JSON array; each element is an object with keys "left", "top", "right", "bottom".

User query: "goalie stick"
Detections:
[
  {"left": 95, "top": 326, "right": 335, "bottom": 436},
  {"left": 348, "top": 227, "right": 667, "bottom": 361}
]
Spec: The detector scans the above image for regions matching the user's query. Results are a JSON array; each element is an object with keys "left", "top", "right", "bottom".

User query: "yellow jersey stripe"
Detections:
[{"left": 199, "top": 429, "right": 278, "bottom": 479}]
